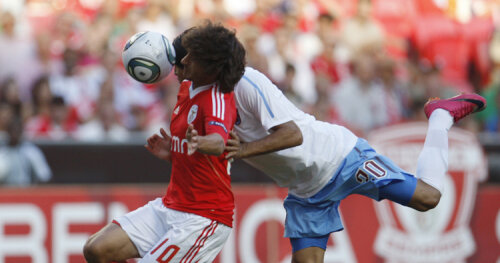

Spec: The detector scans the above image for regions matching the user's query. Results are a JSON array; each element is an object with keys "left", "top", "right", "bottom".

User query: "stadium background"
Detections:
[{"left": 0, "top": 0, "right": 499, "bottom": 262}]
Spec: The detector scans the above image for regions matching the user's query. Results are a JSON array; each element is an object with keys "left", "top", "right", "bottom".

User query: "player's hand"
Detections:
[
  {"left": 145, "top": 128, "right": 172, "bottom": 162},
  {"left": 225, "top": 131, "right": 244, "bottom": 160},
  {"left": 186, "top": 124, "right": 198, "bottom": 155}
]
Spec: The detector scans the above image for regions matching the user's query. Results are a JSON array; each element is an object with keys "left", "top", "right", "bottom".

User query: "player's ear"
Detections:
[{"left": 180, "top": 53, "right": 189, "bottom": 65}]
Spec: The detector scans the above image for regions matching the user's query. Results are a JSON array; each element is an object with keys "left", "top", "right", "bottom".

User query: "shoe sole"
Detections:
[{"left": 450, "top": 97, "right": 486, "bottom": 113}]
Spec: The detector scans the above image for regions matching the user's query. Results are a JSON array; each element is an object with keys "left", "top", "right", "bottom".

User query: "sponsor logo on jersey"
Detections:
[
  {"left": 188, "top": 105, "right": 198, "bottom": 124},
  {"left": 209, "top": 121, "right": 228, "bottom": 133},
  {"left": 367, "top": 122, "right": 487, "bottom": 263},
  {"left": 171, "top": 135, "right": 188, "bottom": 154}
]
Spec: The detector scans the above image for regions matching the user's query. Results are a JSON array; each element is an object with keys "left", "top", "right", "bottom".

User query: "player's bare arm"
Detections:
[
  {"left": 186, "top": 124, "right": 225, "bottom": 156},
  {"left": 225, "top": 120, "right": 302, "bottom": 159},
  {"left": 145, "top": 128, "right": 172, "bottom": 162}
]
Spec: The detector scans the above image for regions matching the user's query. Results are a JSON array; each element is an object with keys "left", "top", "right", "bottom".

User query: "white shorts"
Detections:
[{"left": 114, "top": 198, "right": 231, "bottom": 262}]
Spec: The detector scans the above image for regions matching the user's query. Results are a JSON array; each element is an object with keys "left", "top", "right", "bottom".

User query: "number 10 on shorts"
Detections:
[{"left": 355, "top": 160, "right": 387, "bottom": 183}]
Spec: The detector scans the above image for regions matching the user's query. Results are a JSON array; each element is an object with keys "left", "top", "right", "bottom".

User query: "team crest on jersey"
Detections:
[
  {"left": 187, "top": 105, "right": 198, "bottom": 124},
  {"left": 173, "top": 106, "right": 180, "bottom": 115}
]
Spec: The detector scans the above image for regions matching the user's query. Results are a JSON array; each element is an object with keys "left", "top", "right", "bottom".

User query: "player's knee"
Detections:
[
  {"left": 291, "top": 247, "right": 324, "bottom": 263},
  {"left": 83, "top": 239, "right": 98, "bottom": 262},
  {"left": 415, "top": 187, "right": 441, "bottom": 211},
  {"left": 83, "top": 236, "right": 107, "bottom": 263}
]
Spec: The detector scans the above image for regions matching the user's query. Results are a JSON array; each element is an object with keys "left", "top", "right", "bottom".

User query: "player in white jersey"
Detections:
[
  {"left": 231, "top": 67, "right": 357, "bottom": 198},
  {"left": 227, "top": 67, "right": 486, "bottom": 262},
  {"left": 170, "top": 31, "right": 487, "bottom": 263}
]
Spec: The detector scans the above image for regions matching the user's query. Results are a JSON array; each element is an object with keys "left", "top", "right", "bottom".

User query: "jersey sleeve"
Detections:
[
  {"left": 202, "top": 87, "right": 236, "bottom": 142},
  {"left": 236, "top": 71, "right": 293, "bottom": 131}
]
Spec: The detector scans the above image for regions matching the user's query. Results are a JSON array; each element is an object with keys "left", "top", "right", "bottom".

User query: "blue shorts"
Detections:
[{"left": 284, "top": 138, "right": 417, "bottom": 244}]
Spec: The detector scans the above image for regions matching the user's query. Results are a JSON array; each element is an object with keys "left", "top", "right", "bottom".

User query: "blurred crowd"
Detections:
[{"left": 1, "top": 0, "right": 500, "bottom": 145}]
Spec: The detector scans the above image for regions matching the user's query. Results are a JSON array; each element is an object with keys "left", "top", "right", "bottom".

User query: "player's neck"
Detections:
[
  {"left": 191, "top": 81, "right": 215, "bottom": 90},
  {"left": 192, "top": 81, "right": 216, "bottom": 89},
  {"left": 191, "top": 73, "right": 217, "bottom": 89}
]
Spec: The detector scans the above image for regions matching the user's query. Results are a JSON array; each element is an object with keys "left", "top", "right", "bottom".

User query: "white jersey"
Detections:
[{"left": 234, "top": 67, "right": 358, "bottom": 198}]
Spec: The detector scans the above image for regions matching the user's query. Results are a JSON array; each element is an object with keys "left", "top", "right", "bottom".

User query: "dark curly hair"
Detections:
[{"left": 182, "top": 21, "right": 246, "bottom": 93}]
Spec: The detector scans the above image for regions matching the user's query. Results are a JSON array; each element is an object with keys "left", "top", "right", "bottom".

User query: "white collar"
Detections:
[{"left": 189, "top": 82, "right": 216, "bottom": 99}]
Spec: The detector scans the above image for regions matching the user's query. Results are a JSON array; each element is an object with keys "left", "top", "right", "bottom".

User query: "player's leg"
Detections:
[
  {"left": 138, "top": 210, "right": 231, "bottom": 263},
  {"left": 381, "top": 94, "right": 486, "bottom": 211},
  {"left": 84, "top": 198, "right": 173, "bottom": 262},
  {"left": 290, "top": 236, "right": 328, "bottom": 263},
  {"left": 378, "top": 173, "right": 437, "bottom": 211},
  {"left": 83, "top": 222, "right": 140, "bottom": 263},
  {"left": 283, "top": 191, "right": 342, "bottom": 263},
  {"left": 407, "top": 180, "right": 442, "bottom": 211},
  {"left": 292, "top": 248, "right": 325, "bottom": 263},
  {"left": 407, "top": 93, "right": 486, "bottom": 210}
]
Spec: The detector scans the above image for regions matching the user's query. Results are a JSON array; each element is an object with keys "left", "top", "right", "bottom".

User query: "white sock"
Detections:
[{"left": 416, "top": 109, "right": 453, "bottom": 193}]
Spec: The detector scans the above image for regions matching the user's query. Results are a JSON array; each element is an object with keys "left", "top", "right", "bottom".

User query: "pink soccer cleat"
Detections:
[{"left": 424, "top": 93, "right": 486, "bottom": 123}]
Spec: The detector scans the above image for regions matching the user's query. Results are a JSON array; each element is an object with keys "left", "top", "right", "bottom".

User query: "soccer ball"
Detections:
[{"left": 122, "top": 31, "right": 176, "bottom": 84}]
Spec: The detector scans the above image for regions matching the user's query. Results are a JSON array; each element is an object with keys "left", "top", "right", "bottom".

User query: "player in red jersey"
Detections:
[{"left": 83, "top": 21, "right": 246, "bottom": 263}]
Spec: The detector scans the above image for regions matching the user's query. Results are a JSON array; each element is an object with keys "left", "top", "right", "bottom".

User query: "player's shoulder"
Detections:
[
  {"left": 236, "top": 67, "right": 273, "bottom": 94},
  {"left": 195, "top": 84, "right": 232, "bottom": 106},
  {"left": 240, "top": 67, "right": 267, "bottom": 84},
  {"left": 237, "top": 67, "right": 285, "bottom": 102}
]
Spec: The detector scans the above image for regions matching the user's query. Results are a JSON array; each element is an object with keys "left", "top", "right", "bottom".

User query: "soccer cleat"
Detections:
[{"left": 424, "top": 93, "right": 486, "bottom": 122}]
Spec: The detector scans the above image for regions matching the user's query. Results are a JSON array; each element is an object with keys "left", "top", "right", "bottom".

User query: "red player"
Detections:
[{"left": 83, "top": 21, "right": 246, "bottom": 263}]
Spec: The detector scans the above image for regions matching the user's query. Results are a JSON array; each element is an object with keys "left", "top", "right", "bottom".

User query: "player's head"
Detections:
[{"left": 180, "top": 21, "right": 246, "bottom": 93}]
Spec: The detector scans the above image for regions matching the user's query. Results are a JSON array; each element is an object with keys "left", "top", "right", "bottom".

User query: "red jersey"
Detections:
[{"left": 163, "top": 80, "right": 236, "bottom": 227}]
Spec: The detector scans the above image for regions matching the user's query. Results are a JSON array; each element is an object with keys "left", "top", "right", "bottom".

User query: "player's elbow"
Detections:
[
  {"left": 270, "top": 121, "right": 303, "bottom": 150},
  {"left": 289, "top": 123, "right": 303, "bottom": 147},
  {"left": 199, "top": 134, "right": 225, "bottom": 156},
  {"left": 289, "top": 130, "right": 303, "bottom": 147},
  {"left": 200, "top": 143, "right": 225, "bottom": 156},
  {"left": 213, "top": 141, "right": 225, "bottom": 156},
  {"left": 281, "top": 129, "right": 303, "bottom": 149}
]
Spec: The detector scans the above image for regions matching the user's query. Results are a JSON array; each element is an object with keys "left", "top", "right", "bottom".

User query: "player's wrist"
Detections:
[
  {"left": 162, "top": 154, "right": 172, "bottom": 162},
  {"left": 238, "top": 142, "right": 249, "bottom": 159}
]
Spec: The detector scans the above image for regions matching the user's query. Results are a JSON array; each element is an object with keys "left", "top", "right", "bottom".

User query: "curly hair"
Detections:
[{"left": 182, "top": 21, "right": 246, "bottom": 93}]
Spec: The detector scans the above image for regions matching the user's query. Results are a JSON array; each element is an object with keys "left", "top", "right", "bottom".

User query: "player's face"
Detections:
[
  {"left": 174, "top": 65, "right": 185, "bottom": 84},
  {"left": 180, "top": 52, "right": 212, "bottom": 86}
]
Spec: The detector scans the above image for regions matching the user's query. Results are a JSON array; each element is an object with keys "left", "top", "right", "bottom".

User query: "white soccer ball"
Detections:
[{"left": 122, "top": 31, "right": 176, "bottom": 84}]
